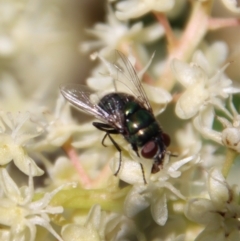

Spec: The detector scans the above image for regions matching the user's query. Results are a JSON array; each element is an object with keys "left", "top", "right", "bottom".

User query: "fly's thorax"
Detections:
[
  {"left": 124, "top": 101, "right": 161, "bottom": 147},
  {"left": 98, "top": 92, "right": 135, "bottom": 114}
]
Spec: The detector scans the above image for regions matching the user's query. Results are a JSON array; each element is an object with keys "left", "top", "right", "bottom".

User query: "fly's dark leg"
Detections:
[
  {"left": 93, "top": 122, "right": 119, "bottom": 133},
  {"left": 92, "top": 122, "right": 123, "bottom": 176},
  {"left": 139, "top": 163, "right": 147, "bottom": 184},
  {"left": 131, "top": 143, "right": 140, "bottom": 157},
  {"left": 93, "top": 122, "right": 147, "bottom": 183},
  {"left": 102, "top": 133, "right": 108, "bottom": 147},
  {"left": 105, "top": 133, "right": 122, "bottom": 176},
  {"left": 131, "top": 144, "right": 146, "bottom": 184},
  {"left": 168, "top": 152, "right": 178, "bottom": 157}
]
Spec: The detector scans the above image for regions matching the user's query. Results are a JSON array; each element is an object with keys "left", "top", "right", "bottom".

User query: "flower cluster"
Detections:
[
  {"left": 185, "top": 168, "right": 240, "bottom": 240},
  {"left": 1, "top": 0, "right": 240, "bottom": 240}
]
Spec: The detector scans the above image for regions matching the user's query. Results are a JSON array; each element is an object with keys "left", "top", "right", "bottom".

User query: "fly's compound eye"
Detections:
[
  {"left": 162, "top": 133, "right": 171, "bottom": 147},
  {"left": 141, "top": 141, "right": 159, "bottom": 159}
]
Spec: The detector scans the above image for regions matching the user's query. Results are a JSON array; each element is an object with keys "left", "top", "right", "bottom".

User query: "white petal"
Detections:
[
  {"left": 227, "top": 229, "right": 240, "bottom": 240},
  {"left": 154, "top": 0, "right": 175, "bottom": 12},
  {"left": 13, "top": 150, "right": 44, "bottom": 176},
  {"left": 176, "top": 83, "right": 208, "bottom": 119},
  {"left": 116, "top": 1, "right": 150, "bottom": 20},
  {"left": 162, "top": 182, "right": 186, "bottom": 200},
  {"left": 124, "top": 185, "right": 150, "bottom": 217},
  {"left": 171, "top": 59, "right": 207, "bottom": 87},
  {"left": 195, "top": 228, "right": 225, "bottom": 241},
  {"left": 87, "top": 76, "right": 113, "bottom": 92},
  {"left": 0, "top": 144, "right": 13, "bottom": 165},
  {"left": 29, "top": 216, "right": 64, "bottom": 241},
  {"left": 116, "top": 0, "right": 175, "bottom": 20},
  {"left": 205, "top": 42, "right": 229, "bottom": 72},
  {"left": 71, "top": 134, "right": 99, "bottom": 148},
  {"left": 136, "top": 23, "right": 165, "bottom": 43},
  {"left": 85, "top": 205, "right": 101, "bottom": 230},
  {"left": 193, "top": 115, "right": 222, "bottom": 145},
  {"left": 168, "top": 155, "right": 197, "bottom": 176},
  {"left": 184, "top": 198, "right": 219, "bottom": 224},
  {"left": 223, "top": 86, "right": 240, "bottom": 94},
  {"left": 208, "top": 63, "right": 230, "bottom": 86},
  {"left": 110, "top": 157, "right": 146, "bottom": 185},
  {"left": 143, "top": 83, "right": 172, "bottom": 104},
  {"left": 192, "top": 50, "right": 210, "bottom": 75},
  {"left": 199, "top": 105, "right": 215, "bottom": 129},
  {"left": 208, "top": 168, "right": 229, "bottom": 207},
  {"left": 62, "top": 224, "right": 100, "bottom": 241},
  {"left": 0, "top": 167, "right": 21, "bottom": 203},
  {"left": 221, "top": 0, "right": 240, "bottom": 13},
  {"left": 151, "top": 193, "right": 168, "bottom": 226}
]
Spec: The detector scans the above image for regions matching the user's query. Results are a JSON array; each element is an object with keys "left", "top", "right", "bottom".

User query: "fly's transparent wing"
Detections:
[
  {"left": 112, "top": 50, "right": 153, "bottom": 112},
  {"left": 60, "top": 84, "right": 110, "bottom": 123}
]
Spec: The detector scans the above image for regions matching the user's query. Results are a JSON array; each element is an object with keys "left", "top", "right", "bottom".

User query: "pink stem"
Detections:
[
  {"left": 62, "top": 141, "right": 92, "bottom": 188},
  {"left": 153, "top": 12, "right": 177, "bottom": 48},
  {"left": 208, "top": 17, "right": 240, "bottom": 30}
]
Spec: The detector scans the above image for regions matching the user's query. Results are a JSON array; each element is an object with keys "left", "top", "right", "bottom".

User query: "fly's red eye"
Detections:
[
  {"left": 141, "top": 141, "right": 158, "bottom": 159},
  {"left": 162, "top": 133, "right": 171, "bottom": 147}
]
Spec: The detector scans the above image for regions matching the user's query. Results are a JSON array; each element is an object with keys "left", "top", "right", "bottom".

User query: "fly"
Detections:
[{"left": 60, "top": 50, "right": 171, "bottom": 184}]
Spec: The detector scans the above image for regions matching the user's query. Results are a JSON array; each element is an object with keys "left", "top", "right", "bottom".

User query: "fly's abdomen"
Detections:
[{"left": 125, "top": 102, "right": 161, "bottom": 147}]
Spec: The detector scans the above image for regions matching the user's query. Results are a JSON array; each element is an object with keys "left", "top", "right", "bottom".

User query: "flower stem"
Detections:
[
  {"left": 222, "top": 148, "right": 238, "bottom": 178},
  {"left": 62, "top": 140, "right": 92, "bottom": 188},
  {"left": 156, "top": 0, "right": 212, "bottom": 91},
  {"left": 153, "top": 12, "right": 177, "bottom": 48},
  {"left": 208, "top": 17, "right": 240, "bottom": 30}
]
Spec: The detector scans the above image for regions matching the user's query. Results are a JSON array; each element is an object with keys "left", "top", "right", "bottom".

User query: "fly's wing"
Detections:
[
  {"left": 60, "top": 84, "right": 118, "bottom": 126},
  {"left": 111, "top": 50, "right": 153, "bottom": 112}
]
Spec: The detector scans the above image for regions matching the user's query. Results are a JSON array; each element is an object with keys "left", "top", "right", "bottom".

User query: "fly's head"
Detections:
[{"left": 140, "top": 132, "right": 171, "bottom": 173}]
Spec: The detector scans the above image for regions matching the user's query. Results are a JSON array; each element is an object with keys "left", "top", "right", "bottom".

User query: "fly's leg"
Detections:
[
  {"left": 104, "top": 133, "right": 122, "bottom": 176},
  {"left": 131, "top": 143, "right": 140, "bottom": 157},
  {"left": 131, "top": 143, "right": 147, "bottom": 184},
  {"left": 93, "top": 122, "right": 122, "bottom": 176},
  {"left": 139, "top": 163, "right": 147, "bottom": 185},
  {"left": 93, "top": 122, "right": 119, "bottom": 133},
  {"left": 168, "top": 152, "right": 178, "bottom": 158},
  {"left": 93, "top": 122, "right": 147, "bottom": 184}
]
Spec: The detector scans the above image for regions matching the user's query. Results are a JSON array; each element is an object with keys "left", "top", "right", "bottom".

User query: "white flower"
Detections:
[
  {"left": 171, "top": 44, "right": 240, "bottom": 119},
  {"left": 193, "top": 42, "right": 229, "bottom": 77},
  {"left": 62, "top": 205, "right": 104, "bottom": 241},
  {"left": 121, "top": 154, "right": 198, "bottom": 225},
  {"left": 62, "top": 204, "right": 146, "bottom": 241},
  {"left": 185, "top": 168, "right": 240, "bottom": 240},
  {"left": 200, "top": 144, "right": 225, "bottom": 169},
  {"left": 175, "top": 123, "right": 202, "bottom": 156},
  {"left": 43, "top": 156, "right": 82, "bottom": 188},
  {"left": 166, "top": 0, "right": 187, "bottom": 19},
  {"left": 115, "top": 0, "right": 175, "bottom": 20},
  {"left": 175, "top": 122, "right": 225, "bottom": 197},
  {"left": 33, "top": 95, "right": 84, "bottom": 150},
  {"left": 0, "top": 166, "right": 76, "bottom": 241},
  {"left": 194, "top": 97, "right": 240, "bottom": 153},
  {"left": 0, "top": 111, "right": 43, "bottom": 176},
  {"left": 221, "top": 0, "right": 240, "bottom": 13},
  {"left": 80, "top": 6, "right": 164, "bottom": 57}
]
